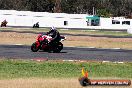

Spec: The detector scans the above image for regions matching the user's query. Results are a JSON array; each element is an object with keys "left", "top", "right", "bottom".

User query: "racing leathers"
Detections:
[{"left": 47, "top": 29, "right": 61, "bottom": 44}]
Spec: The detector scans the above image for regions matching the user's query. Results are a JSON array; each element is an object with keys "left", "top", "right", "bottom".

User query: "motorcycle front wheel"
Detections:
[{"left": 31, "top": 42, "right": 39, "bottom": 52}]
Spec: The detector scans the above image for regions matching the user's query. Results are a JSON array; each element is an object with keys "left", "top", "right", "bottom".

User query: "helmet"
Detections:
[{"left": 50, "top": 26, "right": 56, "bottom": 30}]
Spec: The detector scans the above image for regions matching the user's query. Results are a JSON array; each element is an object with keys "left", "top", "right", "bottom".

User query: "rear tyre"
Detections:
[
  {"left": 31, "top": 42, "right": 39, "bottom": 52},
  {"left": 53, "top": 42, "right": 63, "bottom": 53}
]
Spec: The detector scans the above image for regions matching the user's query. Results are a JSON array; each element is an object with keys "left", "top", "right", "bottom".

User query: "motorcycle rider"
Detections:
[
  {"left": 33, "top": 22, "right": 39, "bottom": 28},
  {"left": 31, "top": 26, "right": 64, "bottom": 52},
  {"left": 46, "top": 26, "right": 61, "bottom": 44}
]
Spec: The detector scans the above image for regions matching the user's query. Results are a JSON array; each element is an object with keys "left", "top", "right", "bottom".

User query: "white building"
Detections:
[{"left": 0, "top": 10, "right": 131, "bottom": 30}]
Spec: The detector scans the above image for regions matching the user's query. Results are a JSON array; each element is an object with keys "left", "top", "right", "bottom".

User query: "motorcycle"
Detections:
[
  {"left": 33, "top": 22, "right": 39, "bottom": 28},
  {"left": 31, "top": 33, "right": 66, "bottom": 53},
  {"left": 1, "top": 20, "right": 8, "bottom": 27}
]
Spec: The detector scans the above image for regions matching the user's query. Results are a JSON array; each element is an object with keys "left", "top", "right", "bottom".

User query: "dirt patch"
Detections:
[
  {"left": 0, "top": 78, "right": 81, "bottom": 88},
  {"left": 0, "top": 78, "right": 131, "bottom": 88},
  {"left": 0, "top": 32, "right": 36, "bottom": 45}
]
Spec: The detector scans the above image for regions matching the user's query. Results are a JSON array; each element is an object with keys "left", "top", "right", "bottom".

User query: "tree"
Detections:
[{"left": 0, "top": 0, "right": 132, "bottom": 17}]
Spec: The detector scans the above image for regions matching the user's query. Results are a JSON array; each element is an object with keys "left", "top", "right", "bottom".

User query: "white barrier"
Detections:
[
  {"left": 0, "top": 10, "right": 131, "bottom": 30},
  {"left": 127, "top": 28, "right": 132, "bottom": 34}
]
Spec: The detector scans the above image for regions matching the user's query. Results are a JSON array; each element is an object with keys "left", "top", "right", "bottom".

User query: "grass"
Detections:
[
  {"left": 0, "top": 59, "right": 132, "bottom": 79},
  {"left": 0, "top": 59, "right": 132, "bottom": 88}
]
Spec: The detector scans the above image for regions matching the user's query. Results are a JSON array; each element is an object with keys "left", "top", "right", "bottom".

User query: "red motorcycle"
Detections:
[{"left": 31, "top": 33, "right": 66, "bottom": 53}]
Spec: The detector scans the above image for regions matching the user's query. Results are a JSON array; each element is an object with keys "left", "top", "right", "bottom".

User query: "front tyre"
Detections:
[
  {"left": 31, "top": 42, "right": 39, "bottom": 52},
  {"left": 53, "top": 42, "right": 63, "bottom": 53}
]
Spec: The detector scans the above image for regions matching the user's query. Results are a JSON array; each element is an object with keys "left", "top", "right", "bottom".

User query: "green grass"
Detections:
[{"left": 0, "top": 59, "right": 132, "bottom": 79}]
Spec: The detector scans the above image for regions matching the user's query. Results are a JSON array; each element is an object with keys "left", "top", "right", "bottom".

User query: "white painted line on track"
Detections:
[
  {"left": 74, "top": 46, "right": 123, "bottom": 51},
  {"left": 14, "top": 44, "right": 24, "bottom": 45},
  {"left": 88, "top": 47, "right": 96, "bottom": 48},
  {"left": 113, "top": 62, "right": 124, "bottom": 64},
  {"left": 62, "top": 60, "right": 126, "bottom": 63},
  {"left": 102, "top": 61, "right": 110, "bottom": 63},
  {"left": 63, "top": 59, "right": 78, "bottom": 62},
  {"left": 111, "top": 48, "right": 121, "bottom": 50},
  {"left": 62, "top": 59, "right": 88, "bottom": 62}
]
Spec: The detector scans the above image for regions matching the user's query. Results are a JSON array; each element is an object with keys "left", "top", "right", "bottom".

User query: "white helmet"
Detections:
[{"left": 50, "top": 26, "right": 56, "bottom": 30}]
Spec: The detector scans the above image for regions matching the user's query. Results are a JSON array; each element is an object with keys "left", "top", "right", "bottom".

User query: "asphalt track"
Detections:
[{"left": 0, "top": 45, "right": 132, "bottom": 62}]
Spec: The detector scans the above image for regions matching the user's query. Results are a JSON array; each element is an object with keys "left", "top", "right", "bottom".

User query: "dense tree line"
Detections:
[{"left": 0, "top": 0, "right": 132, "bottom": 17}]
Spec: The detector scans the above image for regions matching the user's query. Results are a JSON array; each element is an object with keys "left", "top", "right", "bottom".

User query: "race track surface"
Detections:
[{"left": 0, "top": 45, "right": 132, "bottom": 62}]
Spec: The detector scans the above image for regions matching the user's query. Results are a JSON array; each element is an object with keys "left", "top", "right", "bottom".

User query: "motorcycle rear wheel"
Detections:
[
  {"left": 31, "top": 42, "right": 39, "bottom": 52},
  {"left": 53, "top": 42, "right": 63, "bottom": 53}
]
